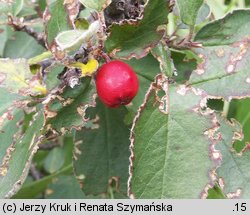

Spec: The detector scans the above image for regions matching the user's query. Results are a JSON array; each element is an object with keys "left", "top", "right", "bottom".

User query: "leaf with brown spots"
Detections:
[
  {"left": 0, "top": 110, "right": 45, "bottom": 198},
  {"left": 0, "top": 88, "right": 28, "bottom": 170},
  {"left": 0, "top": 69, "right": 45, "bottom": 198},
  {"left": 195, "top": 10, "right": 250, "bottom": 46},
  {"left": 215, "top": 115, "right": 250, "bottom": 198},
  {"left": 190, "top": 10, "right": 250, "bottom": 99},
  {"left": 64, "top": 0, "right": 80, "bottom": 25},
  {"left": 151, "top": 43, "right": 176, "bottom": 77},
  {"left": 128, "top": 74, "right": 221, "bottom": 198},
  {"left": 45, "top": 78, "right": 96, "bottom": 135}
]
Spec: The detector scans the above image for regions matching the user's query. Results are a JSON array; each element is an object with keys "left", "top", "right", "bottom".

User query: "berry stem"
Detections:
[{"left": 100, "top": 51, "right": 111, "bottom": 63}]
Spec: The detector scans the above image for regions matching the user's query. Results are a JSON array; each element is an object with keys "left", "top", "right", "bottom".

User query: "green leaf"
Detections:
[
  {"left": 151, "top": 43, "right": 175, "bottom": 77},
  {"left": 195, "top": 10, "right": 250, "bottom": 46},
  {"left": 205, "top": 0, "right": 225, "bottom": 20},
  {"left": 12, "top": 0, "right": 24, "bottom": 16},
  {"left": 189, "top": 10, "right": 250, "bottom": 99},
  {"left": 0, "top": 58, "right": 45, "bottom": 95},
  {"left": 0, "top": 0, "right": 24, "bottom": 16},
  {"left": 28, "top": 51, "right": 53, "bottom": 66},
  {"left": 125, "top": 54, "right": 160, "bottom": 113},
  {"left": 4, "top": 32, "right": 45, "bottom": 59},
  {"left": 44, "top": 147, "right": 65, "bottom": 174},
  {"left": 13, "top": 165, "right": 72, "bottom": 199},
  {"left": 0, "top": 111, "right": 45, "bottom": 198},
  {"left": 207, "top": 184, "right": 226, "bottom": 199},
  {"left": 176, "top": 0, "right": 203, "bottom": 26},
  {"left": 0, "top": 109, "right": 24, "bottom": 163},
  {"left": 38, "top": 0, "right": 47, "bottom": 12},
  {"left": 45, "top": 65, "right": 64, "bottom": 91},
  {"left": 196, "top": 3, "right": 211, "bottom": 25},
  {"left": 45, "top": 78, "right": 95, "bottom": 134},
  {"left": 0, "top": 88, "right": 24, "bottom": 115},
  {"left": 123, "top": 55, "right": 160, "bottom": 125},
  {"left": 55, "top": 21, "right": 100, "bottom": 51},
  {"left": 216, "top": 115, "right": 250, "bottom": 198},
  {"left": 79, "top": 0, "right": 111, "bottom": 11},
  {"left": 0, "top": 25, "right": 12, "bottom": 57},
  {"left": 45, "top": 0, "right": 72, "bottom": 47},
  {"left": 75, "top": 18, "right": 89, "bottom": 30},
  {"left": 13, "top": 135, "right": 73, "bottom": 199},
  {"left": 228, "top": 99, "right": 250, "bottom": 151},
  {"left": 0, "top": 58, "right": 30, "bottom": 94},
  {"left": 18, "top": 4, "right": 37, "bottom": 18},
  {"left": 105, "top": 0, "right": 169, "bottom": 59},
  {"left": 74, "top": 99, "right": 130, "bottom": 196},
  {"left": 171, "top": 51, "right": 197, "bottom": 84},
  {"left": 0, "top": 89, "right": 25, "bottom": 164},
  {"left": 45, "top": 175, "right": 85, "bottom": 199},
  {"left": 0, "top": 2, "right": 11, "bottom": 15},
  {"left": 0, "top": 88, "right": 29, "bottom": 142},
  {"left": 62, "top": 135, "right": 75, "bottom": 166},
  {"left": 175, "top": 3, "right": 210, "bottom": 29},
  {"left": 0, "top": 87, "right": 31, "bottom": 198},
  {"left": 129, "top": 75, "right": 219, "bottom": 198}
]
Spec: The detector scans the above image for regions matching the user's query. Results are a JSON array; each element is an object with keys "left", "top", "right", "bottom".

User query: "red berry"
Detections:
[{"left": 95, "top": 60, "right": 139, "bottom": 108}]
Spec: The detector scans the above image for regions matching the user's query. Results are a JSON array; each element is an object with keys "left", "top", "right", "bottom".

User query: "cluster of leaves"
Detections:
[{"left": 0, "top": 0, "right": 250, "bottom": 199}]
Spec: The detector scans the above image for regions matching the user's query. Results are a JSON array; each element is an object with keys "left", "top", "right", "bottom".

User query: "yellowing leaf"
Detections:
[
  {"left": 33, "top": 85, "right": 48, "bottom": 95},
  {"left": 0, "top": 58, "right": 47, "bottom": 95},
  {"left": 70, "top": 59, "right": 99, "bottom": 77}
]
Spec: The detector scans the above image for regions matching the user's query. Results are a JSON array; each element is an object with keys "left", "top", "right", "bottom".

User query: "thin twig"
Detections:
[
  {"left": 99, "top": 50, "right": 111, "bottom": 63},
  {"left": 7, "top": 15, "right": 46, "bottom": 48},
  {"left": 30, "top": 163, "right": 42, "bottom": 180},
  {"left": 38, "top": 142, "right": 60, "bottom": 150}
]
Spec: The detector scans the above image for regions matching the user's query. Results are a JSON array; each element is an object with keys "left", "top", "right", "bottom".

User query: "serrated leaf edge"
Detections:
[
  {"left": 4, "top": 111, "right": 46, "bottom": 198},
  {"left": 216, "top": 118, "right": 247, "bottom": 199},
  {"left": 44, "top": 87, "right": 97, "bottom": 135},
  {"left": 107, "top": 0, "right": 167, "bottom": 60},
  {"left": 128, "top": 74, "right": 163, "bottom": 198},
  {"left": 128, "top": 78, "right": 227, "bottom": 199}
]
